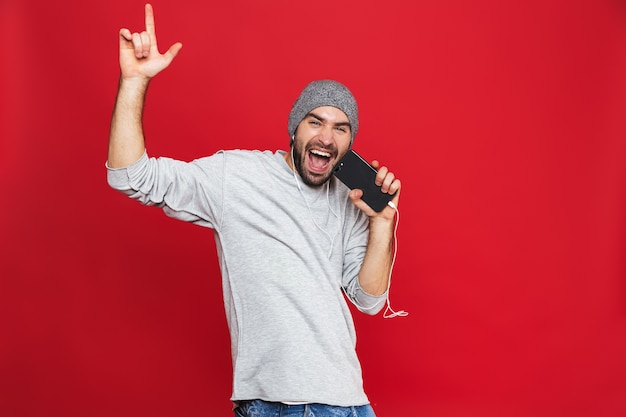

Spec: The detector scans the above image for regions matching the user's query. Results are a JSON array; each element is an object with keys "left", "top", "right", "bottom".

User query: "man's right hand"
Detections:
[
  {"left": 118, "top": 3, "right": 182, "bottom": 80},
  {"left": 109, "top": 3, "right": 182, "bottom": 167}
]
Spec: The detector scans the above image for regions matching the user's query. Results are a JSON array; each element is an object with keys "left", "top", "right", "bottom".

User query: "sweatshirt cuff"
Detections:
[
  {"left": 106, "top": 151, "right": 149, "bottom": 190},
  {"left": 354, "top": 282, "right": 387, "bottom": 313}
]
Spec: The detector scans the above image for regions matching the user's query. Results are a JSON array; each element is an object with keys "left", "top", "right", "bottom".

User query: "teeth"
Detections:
[{"left": 310, "top": 149, "right": 331, "bottom": 158}]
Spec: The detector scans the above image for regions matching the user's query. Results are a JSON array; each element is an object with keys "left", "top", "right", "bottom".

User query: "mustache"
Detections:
[{"left": 305, "top": 141, "right": 338, "bottom": 156}]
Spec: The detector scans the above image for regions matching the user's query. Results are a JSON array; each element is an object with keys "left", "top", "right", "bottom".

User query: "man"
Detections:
[{"left": 107, "top": 4, "right": 401, "bottom": 416}]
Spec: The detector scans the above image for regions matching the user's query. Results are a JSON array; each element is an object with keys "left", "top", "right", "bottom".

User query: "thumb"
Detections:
[
  {"left": 349, "top": 188, "right": 363, "bottom": 202},
  {"left": 349, "top": 189, "right": 375, "bottom": 215}
]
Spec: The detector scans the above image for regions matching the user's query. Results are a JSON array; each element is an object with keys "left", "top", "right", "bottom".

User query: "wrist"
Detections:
[
  {"left": 368, "top": 215, "right": 395, "bottom": 232},
  {"left": 119, "top": 75, "right": 150, "bottom": 91}
]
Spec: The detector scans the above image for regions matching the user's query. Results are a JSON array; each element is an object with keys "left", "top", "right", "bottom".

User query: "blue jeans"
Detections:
[{"left": 234, "top": 400, "right": 377, "bottom": 417}]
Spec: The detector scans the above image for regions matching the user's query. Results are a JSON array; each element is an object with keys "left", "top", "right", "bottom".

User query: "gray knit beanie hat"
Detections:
[{"left": 288, "top": 80, "right": 359, "bottom": 144}]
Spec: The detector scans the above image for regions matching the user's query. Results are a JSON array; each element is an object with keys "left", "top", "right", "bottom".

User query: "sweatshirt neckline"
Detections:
[{"left": 274, "top": 150, "right": 337, "bottom": 194}]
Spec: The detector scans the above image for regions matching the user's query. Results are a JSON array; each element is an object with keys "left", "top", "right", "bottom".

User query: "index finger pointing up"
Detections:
[{"left": 144, "top": 3, "right": 156, "bottom": 38}]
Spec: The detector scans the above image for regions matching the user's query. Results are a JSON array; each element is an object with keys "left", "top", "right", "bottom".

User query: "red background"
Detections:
[{"left": 2, "top": 0, "right": 626, "bottom": 416}]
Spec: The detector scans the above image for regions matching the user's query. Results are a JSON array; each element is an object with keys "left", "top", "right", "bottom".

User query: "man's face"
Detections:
[{"left": 289, "top": 106, "right": 352, "bottom": 187}]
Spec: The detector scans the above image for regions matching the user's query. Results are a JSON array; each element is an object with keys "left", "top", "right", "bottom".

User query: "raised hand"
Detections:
[
  {"left": 118, "top": 3, "right": 182, "bottom": 80},
  {"left": 348, "top": 159, "right": 401, "bottom": 220}
]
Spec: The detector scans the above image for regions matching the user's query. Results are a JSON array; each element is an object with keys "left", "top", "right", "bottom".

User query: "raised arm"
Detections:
[
  {"left": 107, "top": 3, "right": 182, "bottom": 168},
  {"left": 350, "top": 161, "right": 401, "bottom": 296}
]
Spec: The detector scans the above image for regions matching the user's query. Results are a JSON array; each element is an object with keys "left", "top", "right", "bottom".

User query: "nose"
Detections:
[{"left": 319, "top": 124, "right": 334, "bottom": 145}]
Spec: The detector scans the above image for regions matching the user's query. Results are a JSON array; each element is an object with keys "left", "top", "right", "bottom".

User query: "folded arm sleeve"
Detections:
[
  {"left": 106, "top": 151, "right": 225, "bottom": 229},
  {"left": 341, "top": 208, "right": 387, "bottom": 315}
]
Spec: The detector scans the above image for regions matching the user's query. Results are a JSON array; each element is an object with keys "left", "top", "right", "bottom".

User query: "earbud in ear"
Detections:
[{"left": 290, "top": 134, "right": 295, "bottom": 146}]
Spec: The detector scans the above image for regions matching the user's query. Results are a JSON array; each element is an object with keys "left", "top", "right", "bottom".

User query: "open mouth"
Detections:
[{"left": 307, "top": 149, "right": 334, "bottom": 173}]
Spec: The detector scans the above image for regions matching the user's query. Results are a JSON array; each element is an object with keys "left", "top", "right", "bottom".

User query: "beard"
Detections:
[{"left": 292, "top": 141, "right": 338, "bottom": 187}]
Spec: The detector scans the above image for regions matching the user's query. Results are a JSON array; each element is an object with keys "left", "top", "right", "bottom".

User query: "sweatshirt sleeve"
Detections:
[{"left": 106, "top": 151, "right": 224, "bottom": 229}]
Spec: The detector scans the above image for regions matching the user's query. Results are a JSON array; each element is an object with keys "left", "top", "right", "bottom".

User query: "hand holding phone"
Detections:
[{"left": 333, "top": 150, "right": 397, "bottom": 212}]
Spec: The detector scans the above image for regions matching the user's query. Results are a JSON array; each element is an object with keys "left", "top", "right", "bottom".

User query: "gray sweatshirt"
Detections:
[{"left": 107, "top": 149, "right": 386, "bottom": 406}]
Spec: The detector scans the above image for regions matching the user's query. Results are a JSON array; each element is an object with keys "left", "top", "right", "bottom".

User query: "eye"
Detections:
[
  {"left": 335, "top": 126, "right": 347, "bottom": 133},
  {"left": 309, "top": 120, "right": 321, "bottom": 126}
]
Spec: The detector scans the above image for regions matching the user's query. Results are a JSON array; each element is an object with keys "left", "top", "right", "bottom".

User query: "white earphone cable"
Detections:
[
  {"left": 382, "top": 203, "right": 408, "bottom": 318},
  {"left": 291, "top": 150, "right": 339, "bottom": 259},
  {"left": 290, "top": 146, "right": 407, "bottom": 318}
]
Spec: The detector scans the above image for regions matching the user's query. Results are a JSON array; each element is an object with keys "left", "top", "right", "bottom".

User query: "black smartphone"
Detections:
[{"left": 333, "top": 149, "right": 396, "bottom": 212}]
